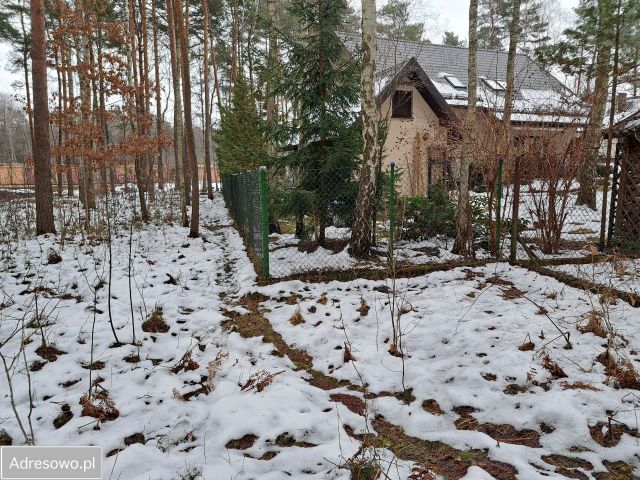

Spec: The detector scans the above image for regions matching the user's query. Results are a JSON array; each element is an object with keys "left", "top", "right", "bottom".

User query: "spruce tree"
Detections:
[
  {"left": 216, "top": 75, "right": 267, "bottom": 177},
  {"left": 278, "top": 0, "right": 361, "bottom": 246}
]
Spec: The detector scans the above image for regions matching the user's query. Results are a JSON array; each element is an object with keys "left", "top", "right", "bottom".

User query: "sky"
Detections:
[
  {"left": 0, "top": 0, "right": 581, "bottom": 95},
  {"left": 426, "top": 0, "right": 580, "bottom": 42}
]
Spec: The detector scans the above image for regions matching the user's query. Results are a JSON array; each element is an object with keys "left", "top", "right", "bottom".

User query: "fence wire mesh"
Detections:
[
  {"left": 221, "top": 170, "right": 266, "bottom": 277},
  {"left": 266, "top": 165, "right": 394, "bottom": 278},
  {"left": 221, "top": 163, "right": 639, "bottom": 299}
]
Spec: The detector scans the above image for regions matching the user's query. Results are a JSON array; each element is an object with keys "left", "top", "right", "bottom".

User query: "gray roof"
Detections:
[
  {"left": 613, "top": 109, "right": 640, "bottom": 135},
  {"left": 339, "top": 32, "right": 565, "bottom": 93}
]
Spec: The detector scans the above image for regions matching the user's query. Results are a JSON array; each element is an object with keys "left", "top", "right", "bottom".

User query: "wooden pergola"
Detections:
[{"left": 609, "top": 112, "right": 640, "bottom": 253}]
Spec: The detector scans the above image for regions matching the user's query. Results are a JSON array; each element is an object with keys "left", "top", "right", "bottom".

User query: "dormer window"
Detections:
[
  {"left": 392, "top": 90, "right": 412, "bottom": 118},
  {"left": 483, "top": 78, "right": 507, "bottom": 91},
  {"left": 444, "top": 75, "right": 465, "bottom": 89}
]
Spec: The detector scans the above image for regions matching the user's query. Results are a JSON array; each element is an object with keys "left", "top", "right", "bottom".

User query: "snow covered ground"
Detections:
[
  {"left": 253, "top": 264, "right": 640, "bottom": 478},
  {"left": 1, "top": 192, "right": 639, "bottom": 479},
  {"left": 550, "top": 257, "right": 640, "bottom": 296}
]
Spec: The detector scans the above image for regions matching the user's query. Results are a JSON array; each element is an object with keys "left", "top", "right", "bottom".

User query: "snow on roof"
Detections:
[
  {"left": 339, "top": 32, "right": 584, "bottom": 123},
  {"left": 606, "top": 96, "right": 640, "bottom": 130},
  {"left": 339, "top": 32, "right": 567, "bottom": 92}
]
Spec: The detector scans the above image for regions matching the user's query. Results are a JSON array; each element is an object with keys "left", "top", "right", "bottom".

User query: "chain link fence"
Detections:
[
  {"left": 266, "top": 164, "right": 397, "bottom": 278},
  {"left": 221, "top": 162, "right": 639, "bottom": 299},
  {"left": 221, "top": 168, "right": 269, "bottom": 278}
]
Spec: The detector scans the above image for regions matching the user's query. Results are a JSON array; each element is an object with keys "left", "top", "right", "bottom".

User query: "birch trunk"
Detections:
[{"left": 350, "top": 0, "right": 379, "bottom": 257}]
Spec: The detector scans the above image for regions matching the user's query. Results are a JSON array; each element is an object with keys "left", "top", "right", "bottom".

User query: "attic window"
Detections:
[
  {"left": 483, "top": 78, "right": 507, "bottom": 91},
  {"left": 444, "top": 75, "right": 465, "bottom": 89},
  {"left": 392, "top": 90, "right": 412, "bottom": 118}
]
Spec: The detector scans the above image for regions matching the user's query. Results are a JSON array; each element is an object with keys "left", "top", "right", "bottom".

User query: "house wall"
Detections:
[
  {"left": 379, "top": 86, "right": 451, "bottom": 197},
  {"left": 380, "top": 87, "right": 580, "bottom": 197}
]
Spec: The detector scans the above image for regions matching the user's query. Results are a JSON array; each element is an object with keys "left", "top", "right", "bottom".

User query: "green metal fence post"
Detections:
[
  {"left": 259, "top": 166, "right": 270, "bottom": 280},
  {"left": 389, "top": 162, "right": 396, "bottom": 258},
  {"left": 495, "top": 156, "right": 504, "bottom": 260}
]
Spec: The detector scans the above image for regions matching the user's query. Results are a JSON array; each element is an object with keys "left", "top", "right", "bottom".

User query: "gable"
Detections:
[{"left": 377, "top": 57, "right": 455, "bottom": 125}]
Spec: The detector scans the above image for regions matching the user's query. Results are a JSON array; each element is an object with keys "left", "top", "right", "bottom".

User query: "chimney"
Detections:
[{"left": 617, "top": 92, "right": 627, "bottom": 113}]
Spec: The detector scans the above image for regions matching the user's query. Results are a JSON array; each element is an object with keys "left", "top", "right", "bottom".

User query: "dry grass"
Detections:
[
  {"left": 171, "top": 351, "right": 199, "bottom": 374},
  {"left": 80, "top": 393, "right": 119, "bottom": 422},
  {"left": 289, "top": 308, "right": 305, "bottom": 326},
  {"left": 241, "top": 370, "right": 285, "bottom": 393},
  {"left": 542, "top": 355, "right": 567, "bottom": 379},
  {"left": 142, "top": 306, "right": 169, "bottom": 333},
  {"left": 578, "top": 310, "right": 608, "bottom": 338}
]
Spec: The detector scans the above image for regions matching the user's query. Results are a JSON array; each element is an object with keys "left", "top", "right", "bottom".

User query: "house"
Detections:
[
  {"left": 608, "top": 107, "right": 640, "bottom": 252},
  {"left": 601, "top": 93, "right": 640, "bottom": 158},
  {"left": 339, "top": 33, "right": 585, "bottom": 197}
]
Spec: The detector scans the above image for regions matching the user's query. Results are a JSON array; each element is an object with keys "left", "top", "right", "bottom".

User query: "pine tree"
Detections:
[
  {"left": 31, "top": 0, "right": 55, "bottom": 234},
  {"left": 442, "top": 31, "right": 466, "bottom": 47},
  {"left": 0, "top": 5, "right": 19, "bottom": 40},
  {"left": 377, "top": 0, "right": 424, "bottom": 42},
  {"left": 477, "top": 0, "right": 547, "bottom": 51},
  {"left": 216, "top": 76, "right": 267, "bottom": 177},
  {"left": 278, "top": 0, "right": 361, "bottom": 246}
]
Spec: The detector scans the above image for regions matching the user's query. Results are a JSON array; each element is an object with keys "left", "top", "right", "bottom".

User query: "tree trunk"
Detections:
[
  {"left": 230, "top": 0, "right": 239, "bottom": 87},
  {"left": 576, "top": 0, "right": 611, "bottom": 210},
  {"left": 19, "top": 6, "right": 34, "bottom": 150},
  {"left": 128, "top": 0, "right": 148, "bottom": 221},
  {"left": 63, "top": 48, "right": 74, "bottom": 197},
  {"left": 202, "top": 0, "right": 213, "bottom": 199},
  {"left": 166, "top": 0, "right": 188, "bottom": 226},
  {"left": 55, "top": 47, "right": 64, "bottom": 197},
  {"left": 78, "top": 30, "right": 95, "bottom": 215},
  {"left": 30, "top": 0, "right": 56, "bottom": 234},
  {"left": 182, "top": 0, "right": 191, "bottom": 205},
  {"left": 152, "top": 0, "right": 165, "bottom": 190},
  {"left": 211, "top": 35, "right": 222, "bottom": 107},
  {"left": 265, "top": 0, "right": 277, "bottom": 155},
  {"left": 505, "top": 0, "right": 522, "bottom": 261},
  {"left": 599, "top": 0, "right": 622, "bottom": 247},
  {"left": 350, "top": 0, "right": 379, "bottom": 258},
  {"left": 452, "top": 0, "right": 478, "bottom": 257},
  {"left": 175, "top": 0, "right": 199, "bottom": 237},
  {"left": 140, "top": 0, "right": 155, "bottom": 203}
]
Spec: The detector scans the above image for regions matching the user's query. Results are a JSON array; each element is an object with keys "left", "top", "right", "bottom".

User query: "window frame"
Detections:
[{"left": 391, "top": 90, "right": 413, "bottom": 119}]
